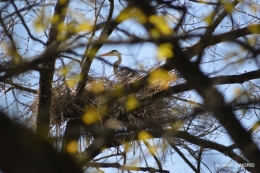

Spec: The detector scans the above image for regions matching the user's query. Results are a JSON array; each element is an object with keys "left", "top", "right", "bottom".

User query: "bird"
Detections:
[{"left": 99, "top": 50, "right": 139, "bottom": 82}]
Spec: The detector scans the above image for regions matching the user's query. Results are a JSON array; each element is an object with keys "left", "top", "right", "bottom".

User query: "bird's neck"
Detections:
[
  {"left": 114, "top": 53, "right": 122, "bottom": 67},
  {"left": 113, "top": 53, "right": 122, "bottom": 78}
]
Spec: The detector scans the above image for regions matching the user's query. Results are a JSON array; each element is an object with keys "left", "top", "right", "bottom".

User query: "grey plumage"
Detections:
[{"left": 100, "top": 50, "right": 138, "bottom": 81}]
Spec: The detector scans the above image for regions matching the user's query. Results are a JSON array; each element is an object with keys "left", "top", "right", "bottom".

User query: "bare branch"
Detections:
[{"left": 167, "top": 140, "right": 198, "bottom": 173}]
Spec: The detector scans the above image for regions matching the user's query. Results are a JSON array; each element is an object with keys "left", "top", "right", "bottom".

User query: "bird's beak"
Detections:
[{"left": 99, "top": 52, "right": 111, "bottom": 56}]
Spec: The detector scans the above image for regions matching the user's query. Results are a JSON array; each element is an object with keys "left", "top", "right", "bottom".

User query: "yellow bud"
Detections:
[
  {"left": 150, "top": 28, "right": 160, "bottom": 38},
  {"left": 115, "top": 8, "right": 133, "bottom": 22},
  {"left": 223, "top": 3, "right": 234, "bottom": 13},
  {"left": 82, "top": 108, "right": 100, "bottom": 125},
  {"left": 125, "top": 95, "right": 139, "bottom": 111},
  {"left": 204, "top": 12, "right": 214, "bottom": 25},
  {"left": 157, "top": 43, "right": 174, "bottom": 59},
  {"left": 149, "top": 15, "right": 172, "bottom": 35},
  {"left": 66, "top": 75, "right": 80, "bottom": 89},
  {"left": 249, "top": 25, "right": 260, "bottom": 34},
  {"left": 66, "top": 140, "right": 78, "bottom": 154},
  {"left": 90, "top": 80, "right": 105, "bottom": 93},
  {"left": 138, "top": 130, "right": 152, "bottom": 140},
  {"left": 75, "top": 22, "right": 93, "bottom": 33},
  {"left": 148, "top": 70, "right": 177, "bottom": 89},
  {"left": 51, "top": 14, "right": 60, "bottom": 23}
]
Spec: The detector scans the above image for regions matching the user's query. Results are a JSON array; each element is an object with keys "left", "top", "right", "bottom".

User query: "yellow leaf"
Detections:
[
  {"left": 123, "top": 142, "right": 131, "bottom": 152},
  {"left": 55, "top": 22, "right": 67, "bottom": 41},
  {"left": 100, "top": 146, "right": 108, "bottom": 152},
  {"left": 249, "top": 121, "right": 260, "bottom": 134},
  {"left": 134, "top": 8, "right": 147, "bottom": 23},
  {"left": 249, "top": 25, "right": 260, "bottom": 34},
  {"left": 66, "top": 79, "right": 76, "bottom": 89},
  {"left": 157, "top": 43, "right": 174, "bottom": 59},
  {"left": 148, "top": 70, "right": 167, "bottom": 86},
  {"left": 75, "top": 22, "right": 93, "bottom": 33},
  {"left": 51, "top": 14, "right": 60, "bottom": 24},
  {"left": 115, "top": 84, "right": 123, "bottom": 97},
  {"left": 148, "top": 70, "right": 177, "bottom": 89},
  {"left": 82, "top": 108, "right": 100, "bottom": 125},
  {"left": 149, "top": 15, "right": 161, "bottom": 24},
  {"left": 87, "top": 47, "right": 98, "bottom": 59},
  {"left": 59, "top": 0, "right": 67, "bottom": 5},
  {"left": 223, "top": 3, "right": 234, "bottom": 13},
  {"left": 149, "top": 15, "right": 173, "bottom": 36},
  {"left": 33, "top": 17, "right": 44, "bottom": 32},
  {"left": 150, "top": 28, "right": 160, "bottom": 38},
  {"left": 66, "top": 140, "right": 78, "bottom": 154},
  {"left": 248, "top": 36, "right": 257, "bottom": 46},
  {"left": 58, "top": 66, "right": 70, "bottom": 76},
  {"left": 115, "top": 7, "right": 146, "bottom": 23},
  {"left": 57, "top": 22, "right": 66, "bottom": 32},
  {"left": 173, "top": 120, "right": 184, "bottom": 130},
  {"left": 233, "top": 87, "right": 242, "bottom": 97},
  {"left": 138, "top": 130, "right": 152, "bottom": 140},
  {"left": 204, "top": 12, "right": 214, "bottom": 25},
  {"left": 115, "top": 8, "right": 133, "bottom": 23},
  {"left": 90, "top": 80, "right": 105, "bottom": 93},
  {"left": 66, "top": 75, "right": 80, "bottom": 89},
  {"left": 125, "top": 95, "right": 139, "bottom": 111}
]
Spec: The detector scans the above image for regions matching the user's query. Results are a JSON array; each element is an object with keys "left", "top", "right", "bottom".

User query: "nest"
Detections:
[
  {"left": 27, "top": 70, "right": 186, "bottom": 141},
  {"left": 73, "top": 75, "right": 181, "bottom": 119}
]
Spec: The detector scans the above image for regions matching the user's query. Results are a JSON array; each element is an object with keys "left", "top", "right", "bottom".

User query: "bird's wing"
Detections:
[{"left": 119, "top": 67, "right": 138, "bottom": 78}]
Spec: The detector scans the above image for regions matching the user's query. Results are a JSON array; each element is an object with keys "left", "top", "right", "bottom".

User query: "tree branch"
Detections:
[
  {"left": 1, "top": 80, "right": 37, "bottom": 94},
  {"left": 0, "top": 111, "right": 82, "bottom": 173},
  {"left": 0, "top": 42, "right": 61, "bottom": 81},
  {"left": 11, "top": 1, "right": 46, "bottom": 45},
  {"left": 167, "top": 139, "right": 198, "bottom": 173},
  {"left": 36, "top": 0, "right": 70, "bottom": 138},
  {"left": 184, "top": 23, "right": 260, "bottom": 60},
  {"left": 169, "top": 43, "right": 260, "bottom": 173},
  {"left": 63, "top": 0, "right": 117, "bottom": 155},
  {"left": 139, "top": 69, "right": 260, "bottom": 109}
]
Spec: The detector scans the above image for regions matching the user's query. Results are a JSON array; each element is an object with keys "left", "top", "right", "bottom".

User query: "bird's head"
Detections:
[{"left": 100, "top": 50, "right": 121, "bottom": 57}]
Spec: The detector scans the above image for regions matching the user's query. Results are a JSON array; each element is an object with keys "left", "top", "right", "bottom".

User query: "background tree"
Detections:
[{"left": 0, "top": 0, "right": 260, "bottom": 173}]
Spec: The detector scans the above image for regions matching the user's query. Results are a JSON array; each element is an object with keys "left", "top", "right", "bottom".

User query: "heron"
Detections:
[{"left": 100, "top": 50, "right": 138, "bottom": 81}]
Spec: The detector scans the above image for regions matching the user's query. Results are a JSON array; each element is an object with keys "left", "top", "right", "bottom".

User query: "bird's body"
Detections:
[
  {"left": 116, "top": 67, "right": 138, "bottom": 80},
  {"left": 100, "top": 50, "right": 138, "bottom": 81}
]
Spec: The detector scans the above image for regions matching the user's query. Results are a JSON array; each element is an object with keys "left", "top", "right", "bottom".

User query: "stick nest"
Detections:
[{"left": 29, "top": 72, "right": 185, "bottom": 132}]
